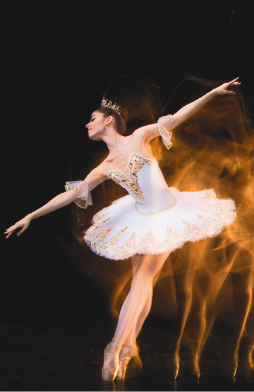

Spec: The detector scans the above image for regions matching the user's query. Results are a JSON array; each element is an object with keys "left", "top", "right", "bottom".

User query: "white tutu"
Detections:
[{"left": 83, "top": 185, "right": 236, "bottom": 261}]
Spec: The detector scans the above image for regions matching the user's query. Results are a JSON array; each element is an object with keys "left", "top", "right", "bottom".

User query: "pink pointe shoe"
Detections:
[
  {"left": 101, "top": 337, "right": 124, "bottom": 381},
  {"left": 115, "top": 339, "right": 142, "bottom": 381}
]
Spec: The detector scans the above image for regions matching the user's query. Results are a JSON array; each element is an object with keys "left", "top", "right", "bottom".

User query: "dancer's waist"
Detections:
[{"left": 135, "top": 189, "right": 177, "bottom": 215}]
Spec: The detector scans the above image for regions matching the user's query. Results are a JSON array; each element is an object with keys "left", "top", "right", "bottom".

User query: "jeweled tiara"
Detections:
[{"left": 101, "top": 99, "right": 121, "bottom": 116}]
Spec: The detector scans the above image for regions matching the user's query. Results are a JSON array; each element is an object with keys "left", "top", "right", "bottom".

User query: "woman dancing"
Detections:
[{"left": 5, "top": 77, "right": 240, "bottom": 381}]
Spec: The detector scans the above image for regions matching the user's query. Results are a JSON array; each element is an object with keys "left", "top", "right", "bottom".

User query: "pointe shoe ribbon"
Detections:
[{"left": 101, "top": 337, "right": 124, "bottom": 381}]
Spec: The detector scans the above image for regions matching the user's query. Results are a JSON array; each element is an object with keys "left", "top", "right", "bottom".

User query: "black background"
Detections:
[{"left": 2, "top": 0, "right": 254, "bottom": 323}]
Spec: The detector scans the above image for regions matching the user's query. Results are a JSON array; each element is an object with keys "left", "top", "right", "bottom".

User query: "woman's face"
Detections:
[{"left": 86, "top": 111, "right": 109, "bottom": 140}]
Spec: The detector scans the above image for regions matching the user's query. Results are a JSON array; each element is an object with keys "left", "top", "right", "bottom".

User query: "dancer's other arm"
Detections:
[
  {"left": 4, "top": 163, "right": 107, "bottom": 238},
  {"left": 135, "top": 77, "right": 241, "bottom": 143}
]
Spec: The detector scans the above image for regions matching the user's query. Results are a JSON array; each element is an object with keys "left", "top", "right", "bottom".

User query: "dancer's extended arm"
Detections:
[
  {"left": 5, "top": 164, "right": 106, "bottom": 238},
  {"left": 135, "top": 77, "right": 241, "bottom": 144}
]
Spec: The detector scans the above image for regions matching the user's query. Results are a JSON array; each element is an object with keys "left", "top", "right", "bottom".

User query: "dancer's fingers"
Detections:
[
  {"left": 5, "top": 225, "right": 17, "bottom": 238},
  {"left": 17, "top": 226, "right": 27, "bottom": 236},
  {"left": 229, "top": 77, "right": 239, "bottom": 84}
]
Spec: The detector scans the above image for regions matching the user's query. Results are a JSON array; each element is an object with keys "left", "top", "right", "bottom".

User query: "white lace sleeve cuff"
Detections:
[
  {"left": 65, "top": 180, "right": 92, "bottom": 209},
  {"left": 157, "top": 114, "right": 173, "bottom": 150}
]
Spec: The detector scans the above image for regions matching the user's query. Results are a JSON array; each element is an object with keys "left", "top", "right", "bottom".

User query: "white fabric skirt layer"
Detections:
[{"left": 83, "top": 187, "right": 237, "bottom": 261}]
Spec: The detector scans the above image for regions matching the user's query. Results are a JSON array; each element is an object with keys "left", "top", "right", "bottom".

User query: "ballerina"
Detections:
[{"left": 5, "top": 77, "right": 240, "bottom": 381}]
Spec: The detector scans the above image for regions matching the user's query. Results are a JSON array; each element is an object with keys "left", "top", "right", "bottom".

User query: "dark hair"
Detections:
[{"left": 95, "top": 105, "right": 128, "bottom": 135}]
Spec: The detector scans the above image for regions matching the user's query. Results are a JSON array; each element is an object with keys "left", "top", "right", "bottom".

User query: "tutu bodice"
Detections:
[{"left": 103, "top": 136, "right": 177, "bottom": 214}]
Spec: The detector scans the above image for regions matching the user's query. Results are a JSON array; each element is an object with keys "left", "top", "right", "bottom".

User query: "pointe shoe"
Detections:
[
  {"left": 101, "top": 337, "right": 124, "bottom": 381},
  {"left": 115, "top": 339, "right": 141, "bottom": 381}
]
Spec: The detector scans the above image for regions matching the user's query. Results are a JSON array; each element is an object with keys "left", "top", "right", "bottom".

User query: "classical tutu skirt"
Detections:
[{"left": 83, "top": 187, "right": 237, "bottom": 261}]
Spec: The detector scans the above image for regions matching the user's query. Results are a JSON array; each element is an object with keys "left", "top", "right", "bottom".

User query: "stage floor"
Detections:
[{"left": 0, "top": 315, "right": 253, "bottom": 391}]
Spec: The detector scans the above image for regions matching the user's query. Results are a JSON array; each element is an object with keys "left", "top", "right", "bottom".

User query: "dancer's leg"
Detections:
[
  {"left": 125, "top": 261, "right": 165, "bottom": 342},
  {"left": 116, "top": 291, "right": 152, "bottom": 363},
  {"left": 115, "top": 252, "right": 170, "bottom": 340},
  {"left": 104, "top": 252, "right": 170, "bottom": 370}
]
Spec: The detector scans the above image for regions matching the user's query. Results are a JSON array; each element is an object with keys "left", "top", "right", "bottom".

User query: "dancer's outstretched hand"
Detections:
[
  {"left": 5, "top": 216, "right": 31, "bottom": 238},
  {"left": 214, "top": 77, "right": 241, "bottom": 95}
]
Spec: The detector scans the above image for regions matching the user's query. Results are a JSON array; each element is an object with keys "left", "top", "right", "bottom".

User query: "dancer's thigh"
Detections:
[{"left": 131, "top": 252, "right": 170, "bottom": 280}]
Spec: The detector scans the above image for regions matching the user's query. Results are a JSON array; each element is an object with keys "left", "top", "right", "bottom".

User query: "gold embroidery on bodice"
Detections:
[{"left": 108, "top": 152, "right": 153, "bottom": 201}]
